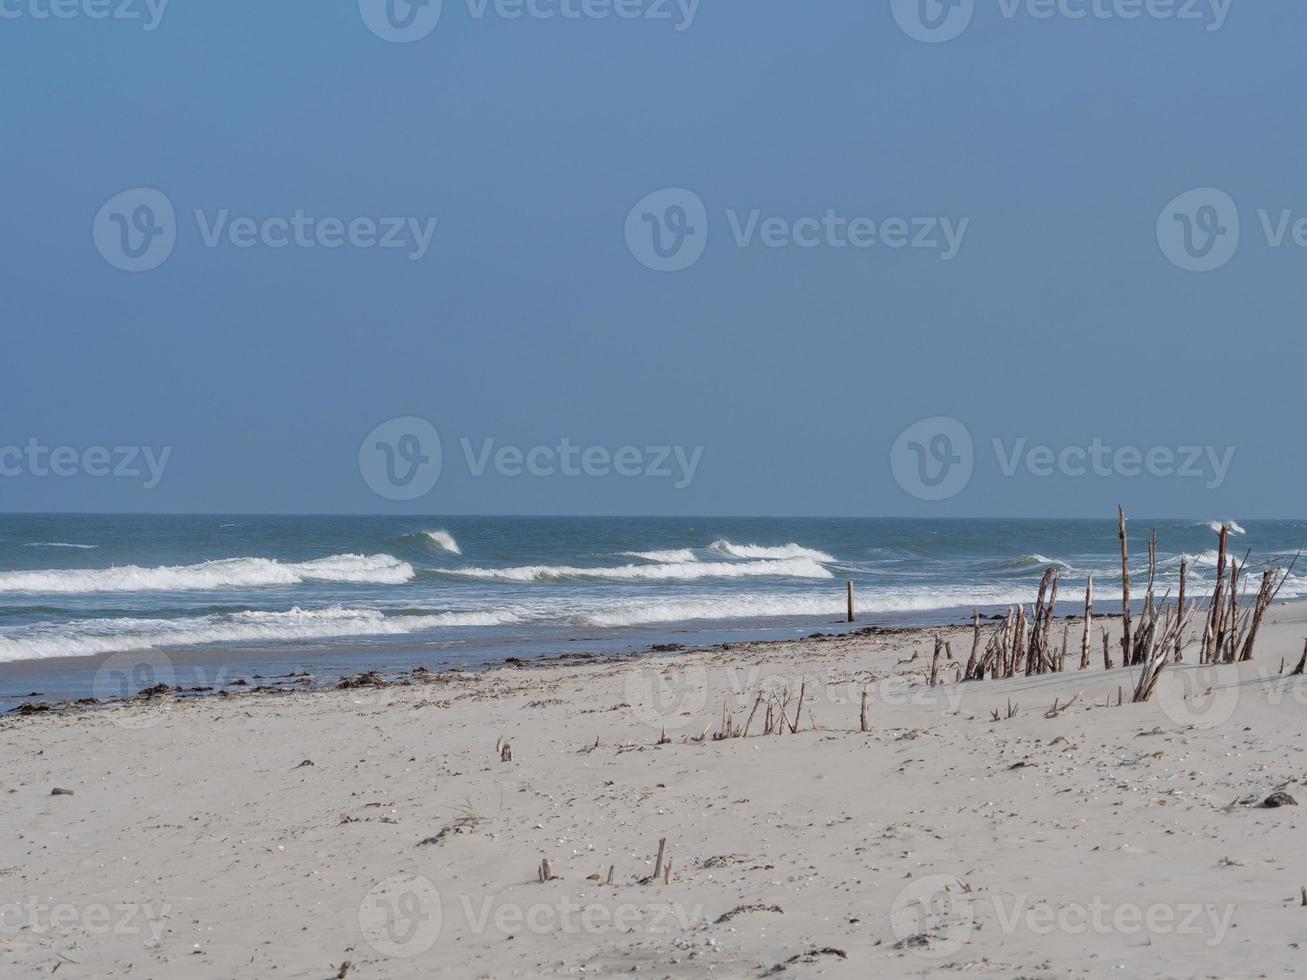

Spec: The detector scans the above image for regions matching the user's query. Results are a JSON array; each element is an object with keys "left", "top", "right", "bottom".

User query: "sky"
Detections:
[{"left": 1, "top": 0, "right": 1303, "bottom": 518}]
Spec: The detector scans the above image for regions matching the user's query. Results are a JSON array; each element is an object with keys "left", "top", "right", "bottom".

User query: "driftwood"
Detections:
[
  {"left": 639, "top": 513, "right": 1302, "bottom": 742},
  {"left": 1045, "top": 692, "right": 1080, "bottom": 718},
  {"left": 1025, "top": 569, "right": 1060, "bottom": 675},
  {"left": 1132, "top": 598, "right": 1197, "bottom": 704},
  {"left": 1201, "top": 525, "right": 1230, "bottom": 663},
  {"left": 989, "top": 699, "right": 1018, "bottom": 722},
  {"left": 1238, "top": 548, "right": 1301, "bottom": 662},
  {"left": 1131, "top": 528, "right": 1158, "bottom": 666}
]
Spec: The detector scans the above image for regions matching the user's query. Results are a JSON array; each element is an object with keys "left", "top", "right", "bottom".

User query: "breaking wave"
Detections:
[
  {"left": 1206, "top": 521, "right": 1247, "bottom": 535},
  {"left": 708, "top": 540, "right": 836, "bottom": 562},
  {"left": 997, "top": 553, "right": 1073, "bottom": 572},
  {"left": 423, "top": 531, "right": 462, "bottom": 555},
  {"left": 619, "top": 549, "right": 699, "bottom": 564},
  {"left": 0, "top": 554, "right": 415, "bottom": 594},
  {"left": 449, "top": 557, "right": 833, "bottom": 583}
]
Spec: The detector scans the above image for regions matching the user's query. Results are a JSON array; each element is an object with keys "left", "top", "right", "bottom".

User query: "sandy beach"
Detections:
[
  {"left": 10, "top": 0, "right": 1304, "bottom": 974},
  {"left": 4, "top": 597, "right": 1307, "bottom": 979}
]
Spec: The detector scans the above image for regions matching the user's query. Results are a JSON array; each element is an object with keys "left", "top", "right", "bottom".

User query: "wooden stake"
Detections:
[
  {"left": 789, "top": 682, "right": 807, "bottom": 733},
  {"left": 1027, "top": 571, "right": 1051, "bottom": 676},
  {"left": 965, "top": 610, "right": 982, "bottom": 678},
  {"left": 741, "top": 693, "right": 764, "bottom": 738},
  {"left": 1203, "top": 525, "right": 1230, "bottom": 663},
  {"left": 1012, "top": 606, "right": 1027, "bottom": 677},
  {"left": 1079, "top": 574, "right": 1093, "bottom": 670},
  {"left": 860, "top": 685, "right": 869, "bottom": 733},
  {"left": 606, "top": 865, "right": 615, "bottom": 885},
  {"left": 1119, "top": 506, "right": 1132, "bottom": 666},
  {"left": 1175, "top": 556, "right": 1188, "bottom": 662},
  {"left": 847, "top": 581, "right": 855, "bottom": 624},
  {"left": 653, "top": 837, "right": 667, "bottom": 882}
]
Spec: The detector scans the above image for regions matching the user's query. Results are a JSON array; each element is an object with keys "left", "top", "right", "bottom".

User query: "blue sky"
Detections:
[{"left": 2, "top": 0, "right": 1303, "bottom": 517}]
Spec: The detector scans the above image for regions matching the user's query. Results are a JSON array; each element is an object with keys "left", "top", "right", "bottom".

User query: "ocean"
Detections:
[{"left": 1, "top": 515, "right": 1302, "bottom": 706}]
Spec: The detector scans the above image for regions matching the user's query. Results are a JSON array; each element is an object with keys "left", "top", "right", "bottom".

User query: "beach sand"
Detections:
[{"left": 5, "top": 602, "right": 1307, "bottom": 978}]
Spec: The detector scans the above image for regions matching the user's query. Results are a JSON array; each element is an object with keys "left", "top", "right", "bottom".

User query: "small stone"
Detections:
[
  {"left": 50, "top": 788, "right": 74, "bottom": 796},
  {"left": 1263, "top": 792, "right": 1298, "bottom": 808}
]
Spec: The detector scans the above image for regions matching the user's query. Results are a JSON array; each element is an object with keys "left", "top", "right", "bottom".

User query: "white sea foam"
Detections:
[
  {"left": 1184, "top": 549, "right": 1227, "bottom": 569},
  {"left": 1207, "top": 521, "right": 1247, "bottom": 535},
  {"left": 424, "top": 530, "right": 462, "bottom": 555},
  {"left": 708, "top": 540, "right": 836, "bottom": 562},
  {"left": 619, "top": 549, "right": 699, "bottom": 564},
  {"left": 450, "top": 557, "right": 833, "bottom": 583},
  {"left": 23, "top": 542, "right": 98, "bottom": 549},
  {"left": 0, "top": 554, "right": 414, "bottom": 594},
  {"left": 582, "top": 594, "right": 845, "bottom": 626},
  {"left": 580, "top": 583, "right": 1073, "bottom": 627},
  {"left": 0, "top": 605, "right": 519, "bottom": 662}
]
